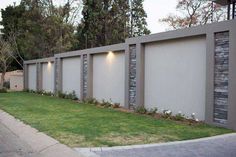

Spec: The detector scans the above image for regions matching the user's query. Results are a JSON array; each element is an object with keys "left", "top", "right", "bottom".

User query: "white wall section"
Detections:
[
  {"left": 62, "top": 57, "right": 81, "bottom": 97},
  {"left": 93, "top": 52, "right": 125, "bottom": 106},
  {"left": 28, "top": 64, "right": 37, "bottom": 90},
  {"left": 42, "top": 62, "right": 54, "bottom": 92},
  {"left": 144, "top": 37, "right": 206, "bottom": 120}
]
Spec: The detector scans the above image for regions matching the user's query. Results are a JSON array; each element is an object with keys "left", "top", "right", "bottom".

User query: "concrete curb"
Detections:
[
  {"left": 74, "top": 133, "right": 236, "bottom": 153},
  {"left": 0, "top": 110, "right": 85, "bottom": 157}
]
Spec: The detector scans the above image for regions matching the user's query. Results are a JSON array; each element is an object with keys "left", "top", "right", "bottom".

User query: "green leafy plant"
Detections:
[
  {"left": 0, "top": 88, "right": 7, "bottom": 93},
  {"left": 84, "top": 98, "right": 97, "bottom": 104},
  {"left": 3, "top": 81, "right": 10, "bottom": 89},
  {"left": 146, "top": 107, "right": 158, "bottom": 116},
  {"left": 100, "top": 99, "right": 112, "bottom": 108},
  {"left": 134, "top": 106, "right": 147, "bottom": 114},
  {"left": 162, "top": 109, "right": 172, "bottom": 119},
  {"left": 174, "top": 112, "right": 185, "bottom": 121}
]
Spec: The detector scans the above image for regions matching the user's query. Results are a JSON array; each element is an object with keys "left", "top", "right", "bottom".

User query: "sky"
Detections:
[{"left": 0, "top": 0, "right": 178, "bottom": 34}]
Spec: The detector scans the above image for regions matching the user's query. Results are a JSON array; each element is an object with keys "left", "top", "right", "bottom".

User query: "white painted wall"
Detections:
[
  {"left": 62, "top": 57, "right": 81, "bottom": 97},
  {"left": 144, "top": 36, "right": 206, "bottom": 120},
  {"left": 93, "top": 52, "right": 125, "bottom": 106},
  {"left": 42, "top": 62, "right": 54, "bottom": 92},
  {"left": 28, "top": 64, "right": 37, "bottom": 90}
]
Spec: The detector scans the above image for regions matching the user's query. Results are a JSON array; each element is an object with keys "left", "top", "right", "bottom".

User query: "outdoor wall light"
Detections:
[
  {"left": 107, "top": 51, "right": 115, "bottom": 64},
  {"left": 47, "top": 61, "right": 52, "bottom": 70}
]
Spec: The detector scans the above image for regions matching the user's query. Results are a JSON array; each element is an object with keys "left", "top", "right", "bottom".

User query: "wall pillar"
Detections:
[
  {"left": 205, "top": 32, "right": 215, "bottom": 125},
  {"left": 125, "top": 43, "right": 145, "bottom": 109},
  {"left": 136, "top": 43, "right": 145, "bottom": 107},
  {"left": 36, "top": 62, "right": 42, "bottom": 91},
  {"left": 54, "top": 57, "right": 62, "bottom": 94},
  {"left": 80, "top": 54, "right": 88, "bottom": 100},
  {"left": 86, "top": 54, "right": 93, "bottom": 99},
  {"left": 125, "top": 44, "right": 130, "bottom": 108},
  {"left": 23, "top": 64, "right": 28, "bottom": 90},
  {"left": 228, "top": 26, "right": 236, "bottom": 130}
]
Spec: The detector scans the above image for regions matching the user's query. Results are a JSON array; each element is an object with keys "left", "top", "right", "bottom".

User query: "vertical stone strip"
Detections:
[
  {"left": 129, "top": 45, "right": 137, "bottom": 109},
  {"left": 82, "top": 54, "right": 88, "bottom": 99},
  {"left": 37, "top": 63, "right": 42, "bottom": 91},
  {"left": 36, "top": 63, "right": 42, "bottom": 91},
  {"left": 23, "top": 64, "right": 28, "bottom": 90},
  {"left": 54, "top": 58, "right": 62, "bottom": 94},
  {"left": 86, "top": 54, "right": 93, "bottom": 99},
  {"left": 214, "top": 32, "right": 229, "bottom": 124}
]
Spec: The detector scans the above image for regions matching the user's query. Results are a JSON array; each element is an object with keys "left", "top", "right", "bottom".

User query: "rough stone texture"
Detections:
[
  {"left": 36, "top": 63, "right": 41, "bottom": 91},
  {"left": 129, "top": 45, "right": 137, "bottom": 109},
  {"left": 214, "top": 32, "right": 229, "bottom": 124},
  {"left": 82, "top": 54, "right": 88, "bottom": 99},
  {"left": 54, "top": 58, "right": 60, "bottom": 93}
]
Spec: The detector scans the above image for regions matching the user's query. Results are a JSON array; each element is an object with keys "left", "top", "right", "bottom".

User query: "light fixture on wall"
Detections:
[
  {"left": 47, "top": 61, "right": 52, "bottom": 71},
  {"left": 107, "top": 51, "right": 115, "bottom": 64}
]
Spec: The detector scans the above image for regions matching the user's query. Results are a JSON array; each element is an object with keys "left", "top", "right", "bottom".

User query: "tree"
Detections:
[
  {"left": 160, "top": 0, "right": 227, "bottom": 29},
  {"left": 0, "top": 0, "right": 80, "bottom": 60},
  {"left": 129, "top": 0, "right": 150, "bottom": 37},
  {"left": 76, "top": 0, "right": 150, "bottom": 50},
  {"left": 0, "top": 39, "right": 13, "bottom": 89}
]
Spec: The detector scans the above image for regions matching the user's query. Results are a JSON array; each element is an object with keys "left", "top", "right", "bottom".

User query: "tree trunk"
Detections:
[{"left": 0, "top": 71, "right": 6, "bottom": 89}]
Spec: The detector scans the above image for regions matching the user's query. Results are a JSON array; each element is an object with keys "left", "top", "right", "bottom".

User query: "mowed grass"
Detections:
[{"left": 0, "top": 92, "right": 233, "bottom": 147}]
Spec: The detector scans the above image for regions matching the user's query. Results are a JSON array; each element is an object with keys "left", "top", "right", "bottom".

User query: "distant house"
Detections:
[{"left": 0, "top": 70, "right": 23, "bottom": 91}]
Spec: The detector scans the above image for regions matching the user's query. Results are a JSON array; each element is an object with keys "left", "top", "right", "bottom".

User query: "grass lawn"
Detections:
[{"left": 0, "top": 92, "right": 233, "bottom": 147}]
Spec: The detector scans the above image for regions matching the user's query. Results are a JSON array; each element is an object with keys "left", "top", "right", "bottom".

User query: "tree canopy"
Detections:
[{"left": 160, "top": 0, "right": 227, "bottom": 29}]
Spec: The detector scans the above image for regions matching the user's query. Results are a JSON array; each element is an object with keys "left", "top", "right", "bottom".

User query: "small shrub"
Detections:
[
  {"left": 162, "top": 109, "right": 172, "bottom": 119},
  {"left": 3, "top": 81, "right": 10, "bottom": 89},
  {"left": 84, "top": 98, "right": 97, "bottom": 104},
  {"left": 112, "top": 103, "right": 120, "bottom": 108},
  {"left": 57, "top": 91, "right": 66, "bottom": 98},
  {"left": 100, "top": 99, "right": 112, "bottom": 108},
  {"left": 56, "top": 91, "right": 78, "bottom": 100},
  {"left": 174, "top": 112, "right": 185, "bottom": 121},
  {"left": 146, "top": 107, "right": 158, "bottom": 116},
  {"left": 29, "top": 90, "right": 36, "bottom": 93},
  {"left": 191, "top": 113, "right": 196, "bottom": 120},
  {"left": 0, "top": 88, "right": 7, "bottom": 93},
  {"left": 23, "top": 89, "right": 29, "bottom": 92},
  {"left": 134, "top": 106, "right": 147, "bottom": 114}
]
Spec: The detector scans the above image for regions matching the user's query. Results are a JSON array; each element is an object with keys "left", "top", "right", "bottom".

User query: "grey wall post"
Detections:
[
  {"left": 86, "top": 54, "right": 93, "bottom": 99},
  {"left": 80, "top": 54, "right": 85, "bottom": 100},
  {"left": 135, "top": 43, "right": 145, "bottom": 107},
  {"left": 55, "top": 57, "right": 62, "bottom": 94},
  {"left": 38, "top": 63, "right": 43, "bottom": 91},
  {"left": 23, "top": 64, "right": 28, "bottom": 90},
  {"left": 205, "top": 32, "right": 215, "bottom": 125},
  {"left": 228, "top": 25, "right": 236, "bottom": 130},
  {"left": 124, "top": 44, "right": 130, "bottom": 108},
  {"left": 36, "top": 62, "right": 42, "bottom": 91}
]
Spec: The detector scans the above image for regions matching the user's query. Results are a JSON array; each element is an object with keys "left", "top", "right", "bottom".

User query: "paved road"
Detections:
[
  {"left": 0, "top": 122, "right": 36, "bottom": 157},
  {"left": 76, "top": 133, "right": 236, "bottom": 157}
]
